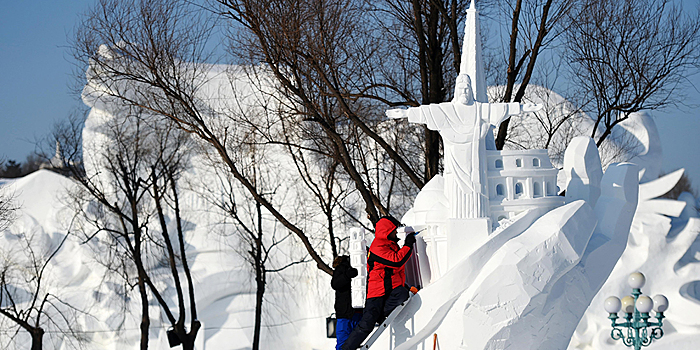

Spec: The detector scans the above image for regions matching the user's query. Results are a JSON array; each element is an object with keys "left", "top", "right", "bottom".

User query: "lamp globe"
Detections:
[
  {"left": 653, "top": 295, "right": 669, "bottom": 312},
  {"left": 628, "top": 272, "right": 646, "bottom": 289},
  {"left": 635, "top": 295, "right": 653, "bottom": 313},
  {"left": 621, "top": 296, "right": 635, "bottom": 314},
  {"left": 604, "top": 296, "right": 622, "bottom": 313}
]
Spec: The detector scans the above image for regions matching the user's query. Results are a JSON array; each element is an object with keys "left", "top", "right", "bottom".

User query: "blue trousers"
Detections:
[{"left": 336, "top": 312, "right": 362, "bottom": 350}]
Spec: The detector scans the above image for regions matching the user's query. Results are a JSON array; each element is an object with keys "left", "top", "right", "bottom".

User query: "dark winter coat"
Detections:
[
  {"left": 366, "top": 218, "right": 413, "bottom": 299},
  {"left": 331, "top": 258, "right": 360, "bottom": 319}
]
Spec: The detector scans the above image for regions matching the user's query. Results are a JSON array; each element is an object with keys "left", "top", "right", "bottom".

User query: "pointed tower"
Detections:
[{"left": 459, "top": 0, "right": 488, "bottom": 103}]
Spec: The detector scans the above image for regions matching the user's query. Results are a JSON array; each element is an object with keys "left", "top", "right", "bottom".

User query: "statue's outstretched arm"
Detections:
[
  {"left": 386, "top": 108, "right": 409, "bottom": 119},
  {"left": 489, "top": 102, "right": 544, "bottom": 126},
  {"left": 387, "top": 107, "right": 431, "bottom": 127},
  {"left": 521, "top": 103, "right": 543, "bottom": 113}
]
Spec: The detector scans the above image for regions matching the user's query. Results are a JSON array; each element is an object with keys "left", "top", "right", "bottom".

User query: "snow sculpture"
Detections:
[
  {"left": 388, "top": 0, "right": 562, "bottom": 269},
  {"left": 569, "top": 168, "right": 700, "bottom": 350},
  {"left": 368, "top": 2, "right": 640, "bottom": 349},
  {"left": 349, "top": 227, "right": 368, "bottom": 308},
  {"left": 486, "top": 149, "right": 562, "bottom": 224},
  {"left": 564, "top": 136, "right": 603, "bottom": 207},
  {"left": 400, "top": 175, "right": 448, "bottom": 283},
  {"left": 387, "top": 77, "right": 538, "bottom": 221},
  {"left": 678, "top": 191, "right": 699, "bottom": 221},
  {"left": 386, "top": 82, "right": 542, "bottom": 223},
  {"left": 369, "top": 141, "right": 638, "bottom": 350},
  {"left": 617, "top": 112, "right": 663, "bottom": 182},
  {"left": 459, "top": 163, "right": 638, "bottom": 350}
]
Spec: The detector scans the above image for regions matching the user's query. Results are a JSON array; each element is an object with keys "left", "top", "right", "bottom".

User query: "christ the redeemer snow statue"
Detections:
[
  {"left": 387, "top": 0, "right": 541, "bottom": 222},
  {"left": 387, "top": 75, "right": 540, "bottom": 220}
]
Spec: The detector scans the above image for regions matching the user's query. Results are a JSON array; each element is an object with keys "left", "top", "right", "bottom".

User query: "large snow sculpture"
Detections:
[
  {"left": 387, "top": 77, "right": 538, "bottom": 222},
  {"left": 388, "top": 0, "right": 563, "bottom": 270},
  {"left": 371, "top": 144, "right": 638, "bottom": 350},
  {"left": 371, "top": 1, "right": 640, "bottom": 349}
]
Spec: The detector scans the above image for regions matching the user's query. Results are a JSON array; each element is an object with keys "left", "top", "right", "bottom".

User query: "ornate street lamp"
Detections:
[{"left": 604, "top": 272, "right": 669, "bottom": 350}]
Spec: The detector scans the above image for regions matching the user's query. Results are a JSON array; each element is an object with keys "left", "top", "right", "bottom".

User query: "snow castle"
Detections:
[{"left": 486, "top": 149, "right": 562, "bottom": 224}]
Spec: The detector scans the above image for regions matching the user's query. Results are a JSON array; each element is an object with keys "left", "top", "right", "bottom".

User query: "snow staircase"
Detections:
[{"left": 359, "top": 293, "right": 414, "bottom": 349}]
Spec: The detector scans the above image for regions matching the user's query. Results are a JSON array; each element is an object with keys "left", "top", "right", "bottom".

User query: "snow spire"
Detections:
[{"left": 458, "top": 0, "right": 487, "bottom": 103}]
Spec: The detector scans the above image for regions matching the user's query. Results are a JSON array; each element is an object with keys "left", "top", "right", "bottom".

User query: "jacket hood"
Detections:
[{"left": 375, "top": 217, "right": 398, "bottom": 241}]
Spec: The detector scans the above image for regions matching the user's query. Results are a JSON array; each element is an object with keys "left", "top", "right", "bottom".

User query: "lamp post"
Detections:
[{"left": 604, "top": 272, "right": 669, "bottom": 350}]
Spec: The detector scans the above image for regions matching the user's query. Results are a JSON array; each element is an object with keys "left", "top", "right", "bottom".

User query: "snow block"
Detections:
[
  {"left": 564, "top": 136, "right": 603, "bottom": 207},
  {"left": 349, "top": 228, "right": 368, "bottom": 309},
  {"left": 446, "top": 217, "right": 490, "bottom": 270},
  {"left": 460, "top": 200, "right": 597, "bottom": 350},
  {"left": 639, "top": 168, "right": 684, "bottom": 201}
]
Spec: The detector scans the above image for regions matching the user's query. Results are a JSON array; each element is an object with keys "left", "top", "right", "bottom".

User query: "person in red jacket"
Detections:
[{"left": 341, "top": 216, "right": 416, "bottom": 350}]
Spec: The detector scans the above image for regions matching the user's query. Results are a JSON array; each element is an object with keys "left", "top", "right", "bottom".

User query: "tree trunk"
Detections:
[
  {"left": 30, "top": 328, "right": 44, "bottom": 350},
  {"left": 327, "top": 206, "right": 338, "bottom": 258},
  {"left": 252, "top": 201, "right": 265, "bottom": 350},
  {"left": 138, "top": 275, "right": 150, "bottom": 350},
  {"left": 411, "top": 0, "right": 445, "bottom": 184},
  {"left": 134, "top": 228, "right": 150, "bottom": 350},
  {"left": 424, "top": 128, "right": 441, "bottom": 182},
  {"left": 495, "top": 119, "right": 511, "bottom": 150},
  {"left": 181, "top": 336, "right": 195, "bottom": 350},
  {"left": 183, "top": 321, "right": 202, "bottom": 350},
  {"left": 253, "top": 268, "right": 265, "bottom": 350}
]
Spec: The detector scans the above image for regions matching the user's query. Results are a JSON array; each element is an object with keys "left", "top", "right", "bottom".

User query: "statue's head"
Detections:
[{"left": 453, "top": 74, "right": 475, "bottom": 105}]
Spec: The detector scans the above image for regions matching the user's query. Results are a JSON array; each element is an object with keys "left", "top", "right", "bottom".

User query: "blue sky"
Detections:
[
  {"left": 0, "top": 0, "right": 92, "bottom": 160},
  {"left": 1, "top": 0, "right": 699, "bottom": 191}
]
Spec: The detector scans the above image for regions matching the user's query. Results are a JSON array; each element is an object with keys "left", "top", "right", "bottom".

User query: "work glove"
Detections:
[
  {"left": 404, "top": 233, "right": 416, "bottom": 247},
  {"left": 347, "top": 267, "right": 358, "bottom": 278}
]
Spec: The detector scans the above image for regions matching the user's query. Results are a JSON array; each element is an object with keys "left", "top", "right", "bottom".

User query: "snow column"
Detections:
[{"left": 349, "top": 228, "right": 367, "bottom": 308}]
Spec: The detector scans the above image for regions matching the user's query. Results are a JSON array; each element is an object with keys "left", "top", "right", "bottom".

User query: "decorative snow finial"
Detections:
[
  {"left": 458, "top": 0, "right": 487, "bottom": 103},
  {"left": 54, "top": 140, "right": 61, "bottom": 158}
]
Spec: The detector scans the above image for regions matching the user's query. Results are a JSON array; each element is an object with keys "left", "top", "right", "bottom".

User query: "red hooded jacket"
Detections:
[{"left": 366, "top": 218, "right": 413, "bottom": 298}]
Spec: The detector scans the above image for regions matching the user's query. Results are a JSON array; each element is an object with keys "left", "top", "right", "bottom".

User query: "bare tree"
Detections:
[
  {"left": 0, "top": 216, "right": 87, "bottom": 349},
  {"left": 207, "top": 160, "right": 309, "bottom": 350},
  {"left": 485, "top": 0, "right": 575, "bottom": 150},
  {"left": 146, "top": 123, "right": 201, "bottom": 349},
  {"left": 53, "top": 109, "right": 200, "bottom": 349},
  {"left": 0, "top": 178, "right": 17, "bottom": 232},
  {"left": 565, "top": 0, "right": 700, "bottom": 147},
  {"left": 369, "top": 0, "right": 469, "bottom": 182},
  {"left": 493, "top": 62, "right": 586, "bottom": 166},
  {"left": 218, "top": 0, "right": 426, "bottom": 222},
  {"left": 75, "top": 1, "right": 379, "bottom": 273},
  {"left": 0, "top": 160, "right": 23, "bottom": 179}
]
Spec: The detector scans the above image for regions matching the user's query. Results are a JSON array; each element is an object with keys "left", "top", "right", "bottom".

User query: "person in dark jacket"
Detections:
[
  {"left": 341, "top": 216, "right": 416, "bottom": 350},
  {"left": 332, "top": 255, "right": 362, "bottom": 350}
]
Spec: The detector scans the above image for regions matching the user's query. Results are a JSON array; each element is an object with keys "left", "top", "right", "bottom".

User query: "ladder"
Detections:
[{"left": 360, "top": 294, "right": 413, "bottom": 349}]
